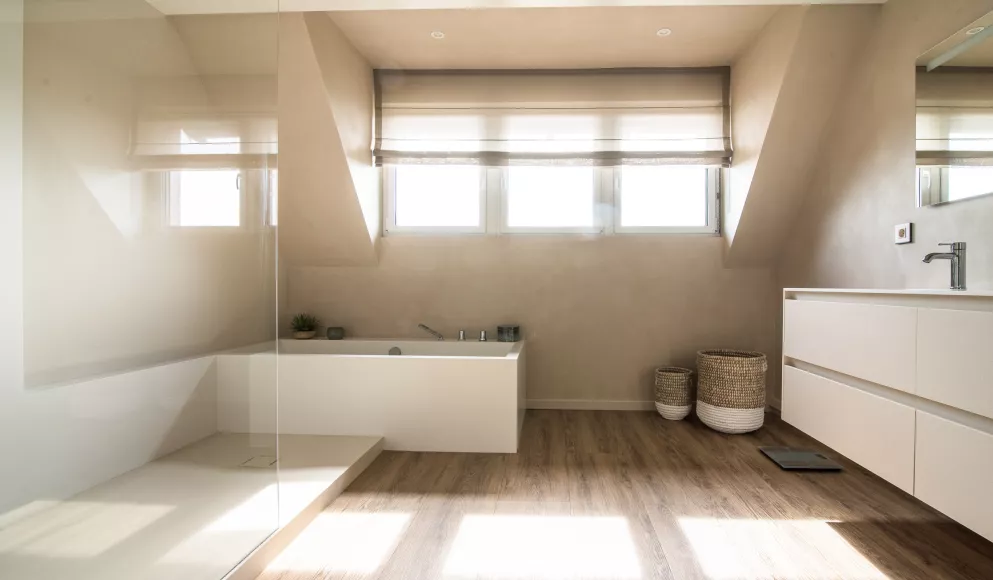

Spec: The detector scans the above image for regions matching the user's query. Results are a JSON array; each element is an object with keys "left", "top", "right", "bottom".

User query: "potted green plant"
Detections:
[{"left": 290, "top": 313, "right": 320, "bottom": 340}]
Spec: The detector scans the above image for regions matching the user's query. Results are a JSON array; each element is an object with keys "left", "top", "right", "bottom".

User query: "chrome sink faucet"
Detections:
[
  {"left": 923, "top": 242, "right": 967, "bottom": 291},
  {"left": 417, "top": 324, "right": 445, "bottom": 341}
]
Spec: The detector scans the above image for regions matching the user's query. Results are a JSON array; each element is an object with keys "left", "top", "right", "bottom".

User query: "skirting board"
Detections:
[
  {"left": 527, "top": 399, "right": 655, "bottom": 411},
  {"left": 527, "top": 400, "right": 783, "bottom": 413}
]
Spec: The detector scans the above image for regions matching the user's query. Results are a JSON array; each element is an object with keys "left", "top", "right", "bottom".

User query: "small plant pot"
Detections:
[{"left": 292, "top": 330, "right": 317, "bottom": 340}]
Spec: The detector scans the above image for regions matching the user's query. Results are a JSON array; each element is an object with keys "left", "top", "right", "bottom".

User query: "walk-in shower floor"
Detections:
[{"left": 0, "top": 433, "right": 382, "bottom": 580}]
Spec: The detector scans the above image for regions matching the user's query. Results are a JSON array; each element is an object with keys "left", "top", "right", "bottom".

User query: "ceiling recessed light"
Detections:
[
  {"left": 966, "top": 26, "right": 986, "bottom": 35},
  {"left": 656, "top": 28, "right": 672, "bottom": 37},
  {"left": 430, "top": 31, "right": 445, "bottom": 40}
]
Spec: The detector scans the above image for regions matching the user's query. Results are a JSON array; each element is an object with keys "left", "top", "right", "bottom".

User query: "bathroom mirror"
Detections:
[{"left": 916, "top": 12, "right": 993, "bottom": 206}]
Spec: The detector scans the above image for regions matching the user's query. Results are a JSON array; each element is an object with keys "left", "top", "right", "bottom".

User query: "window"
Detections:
[
  {"left": 384, "top": 165, "right": 484, "bottom": 233},
  {"left": 168, "top": 170, "right": 242, "bottom": 227},
  {"left": 505, "top": 167, "right": 596, "bottom": 231},
  {"left": 376, "top": 69, "right": 728, "bottom": 234},
  {"left": 616, "top": 166, "right": 714, "bottom": 232},
  {"left": 383, "top": 165, "right": 720, "bottom": 235}
]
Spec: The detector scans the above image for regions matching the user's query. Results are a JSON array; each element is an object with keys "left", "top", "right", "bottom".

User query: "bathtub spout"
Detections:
[{"left": 417, "top": 324, "right": 445, "bottom": 341}]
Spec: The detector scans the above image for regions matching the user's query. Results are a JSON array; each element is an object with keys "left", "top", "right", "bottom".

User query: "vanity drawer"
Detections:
[
  {"left": 917, "top": 308, "right": 993, "bottom": 420},
  {"left": 782, "top": 366, "right": 915, "bottom": 493},
  {"left": 784, "top": 300, "right": 917, "bottom": 393},
  {"left": 915, "top": 411, "right": 993, "bottom": 543}
]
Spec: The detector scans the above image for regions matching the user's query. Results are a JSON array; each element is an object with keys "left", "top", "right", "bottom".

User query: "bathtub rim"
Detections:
[{"left": 274, "top": 338, "right": 526, "bottom": 361}]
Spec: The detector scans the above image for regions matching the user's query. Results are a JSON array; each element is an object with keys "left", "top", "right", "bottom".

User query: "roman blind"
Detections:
[
  {"left": 130, "top": 76, "right": 278, "bottom": 170},
  {"left": 374, "top": 68, "right": 732, "bottom": 167},
  {"left": 917, "top": 69, "right": 993, "bottom": 166}
]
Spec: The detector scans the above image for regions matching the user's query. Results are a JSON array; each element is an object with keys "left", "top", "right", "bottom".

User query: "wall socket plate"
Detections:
[{"left": 895, "top": 223, "right": 913, "bottom": 244}]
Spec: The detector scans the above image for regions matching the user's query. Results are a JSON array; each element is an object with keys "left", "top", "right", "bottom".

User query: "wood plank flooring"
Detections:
[{"left": 258, "top": 411, "right": 993, "bottom": 580}]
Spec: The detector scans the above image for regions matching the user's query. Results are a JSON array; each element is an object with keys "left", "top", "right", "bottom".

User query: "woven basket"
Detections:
[
  {"left": 654, "top": 367, "right": 694, "bottom": 420},
  {"left": 696, "top": 349, "right": 767, "bottom": 434}
]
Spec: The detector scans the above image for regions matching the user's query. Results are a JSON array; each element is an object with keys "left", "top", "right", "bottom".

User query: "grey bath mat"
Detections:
[{"left": 759, "top": 447, "right": 843, "bottom": 471}]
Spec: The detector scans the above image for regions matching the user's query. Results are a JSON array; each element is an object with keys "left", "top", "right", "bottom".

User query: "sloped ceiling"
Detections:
[
  {"left": 725, "top": 6, "right": 804, "bottom": 246},
  {"left": 724, "top": 3, "right": 879, "bottom": 267}
]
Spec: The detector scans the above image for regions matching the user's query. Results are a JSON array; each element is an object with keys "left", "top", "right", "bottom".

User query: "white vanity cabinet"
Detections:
[{"left": 783, "top": 288, "right": 993, "bottom": 543}]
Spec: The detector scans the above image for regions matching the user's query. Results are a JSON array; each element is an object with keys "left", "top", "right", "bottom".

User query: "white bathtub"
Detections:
[{"left": 219, "top": 339, "right": 526, "bottom": 453}]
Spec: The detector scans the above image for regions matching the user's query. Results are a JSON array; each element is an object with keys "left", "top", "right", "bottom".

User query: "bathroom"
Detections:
[{"left": 1, "top": 0, "right": 992, "bottom": 579}]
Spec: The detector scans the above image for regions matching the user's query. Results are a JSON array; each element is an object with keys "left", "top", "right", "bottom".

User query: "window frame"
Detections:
[
  {"left": 610, "top": 166, "right": 720, "bottom": 235},
  {"left": 381, "top": 165, "right": 722, "bottom": 236},
  {"left": 165, "top": 169, "right": 246, "bottom": 228},
  {"left": 382, "top": 165, "right": 488, "bottom": 235}
]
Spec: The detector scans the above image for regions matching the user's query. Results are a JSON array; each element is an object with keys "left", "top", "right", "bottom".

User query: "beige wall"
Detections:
[
  {"left": 288, "top": 236, "right": 779, "bottom": 406},
  {"left": 21, "top": 11, "right": 278, "bottom": 386},
  {"left": 779, "top": 0, "right": 993, "bottom": 292}
]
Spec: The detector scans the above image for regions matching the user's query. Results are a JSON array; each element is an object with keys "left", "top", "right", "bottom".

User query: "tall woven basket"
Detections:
[
  {"left": 654, "top": 367, "right": 694, "bottom": 420},
  {"left": 696, "top": 350, "right": 767, "bottom": 434}
]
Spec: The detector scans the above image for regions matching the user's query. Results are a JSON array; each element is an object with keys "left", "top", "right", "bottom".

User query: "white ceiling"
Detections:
[{"left": 329, "top": 6, "right": 781, "bottom": 69}]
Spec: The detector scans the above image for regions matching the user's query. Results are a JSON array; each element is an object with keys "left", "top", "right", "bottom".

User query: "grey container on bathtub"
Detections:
[
  {"left": 326, "top": 327, "right": 346, "bottom": 340},
  {"left": 497, "top": 325, "right": 521, "bottom": 342}
]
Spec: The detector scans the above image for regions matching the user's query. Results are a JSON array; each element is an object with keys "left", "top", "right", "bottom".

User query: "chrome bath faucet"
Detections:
[{"left": 923, "top": 242, "right": 967, "bottom": 291}]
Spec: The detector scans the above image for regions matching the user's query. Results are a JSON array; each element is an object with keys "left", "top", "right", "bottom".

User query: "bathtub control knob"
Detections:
[
  {"left": 479, "top": 330, "right": 488, "bottom": 342},
  {"left": 458, "top": 330, "right": 467, "bottom": 341}
]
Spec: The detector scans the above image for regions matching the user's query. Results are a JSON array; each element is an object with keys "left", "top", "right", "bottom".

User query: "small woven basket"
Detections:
[
  {"left": 696, "top": 349, "right": 767, "bottom": 434},
  {"left": 654, "top": 367, "right": 694, "bottom": 420}
]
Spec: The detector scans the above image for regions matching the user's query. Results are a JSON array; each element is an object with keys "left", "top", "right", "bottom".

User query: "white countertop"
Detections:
[{"left": 785, "top": 288, "right": 993, "bottom": 298}]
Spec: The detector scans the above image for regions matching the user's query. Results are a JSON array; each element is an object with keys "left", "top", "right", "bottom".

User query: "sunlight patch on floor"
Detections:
[
  {"left": 678, "top": 518, "right": 889, "bottom": 580},
  {"left": 267, "top": 512, "right": 411, "bottom": 574},
  {"left": 443, "top": 514, "right": 641, "bottom": 579},
  {"left": 0, "top": 500, "right": 174, "bottom": 558}
]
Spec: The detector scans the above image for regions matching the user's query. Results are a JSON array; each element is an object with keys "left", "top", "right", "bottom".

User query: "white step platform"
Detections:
[{"left": 0, "top": 433, "right": 383, "bottom": 580}]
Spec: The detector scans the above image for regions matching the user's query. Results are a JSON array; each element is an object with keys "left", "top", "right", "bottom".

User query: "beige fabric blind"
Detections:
[
  {"left": 917, "top": 69, "right": 993, "bottom": 166},
  {"left": 375, "top": 68, "right": 732, "bottom": 167}
]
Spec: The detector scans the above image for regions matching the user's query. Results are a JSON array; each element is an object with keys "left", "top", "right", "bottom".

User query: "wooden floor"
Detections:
[{"left": 259, "top": 411, "right": 993, "bottom": 580}]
